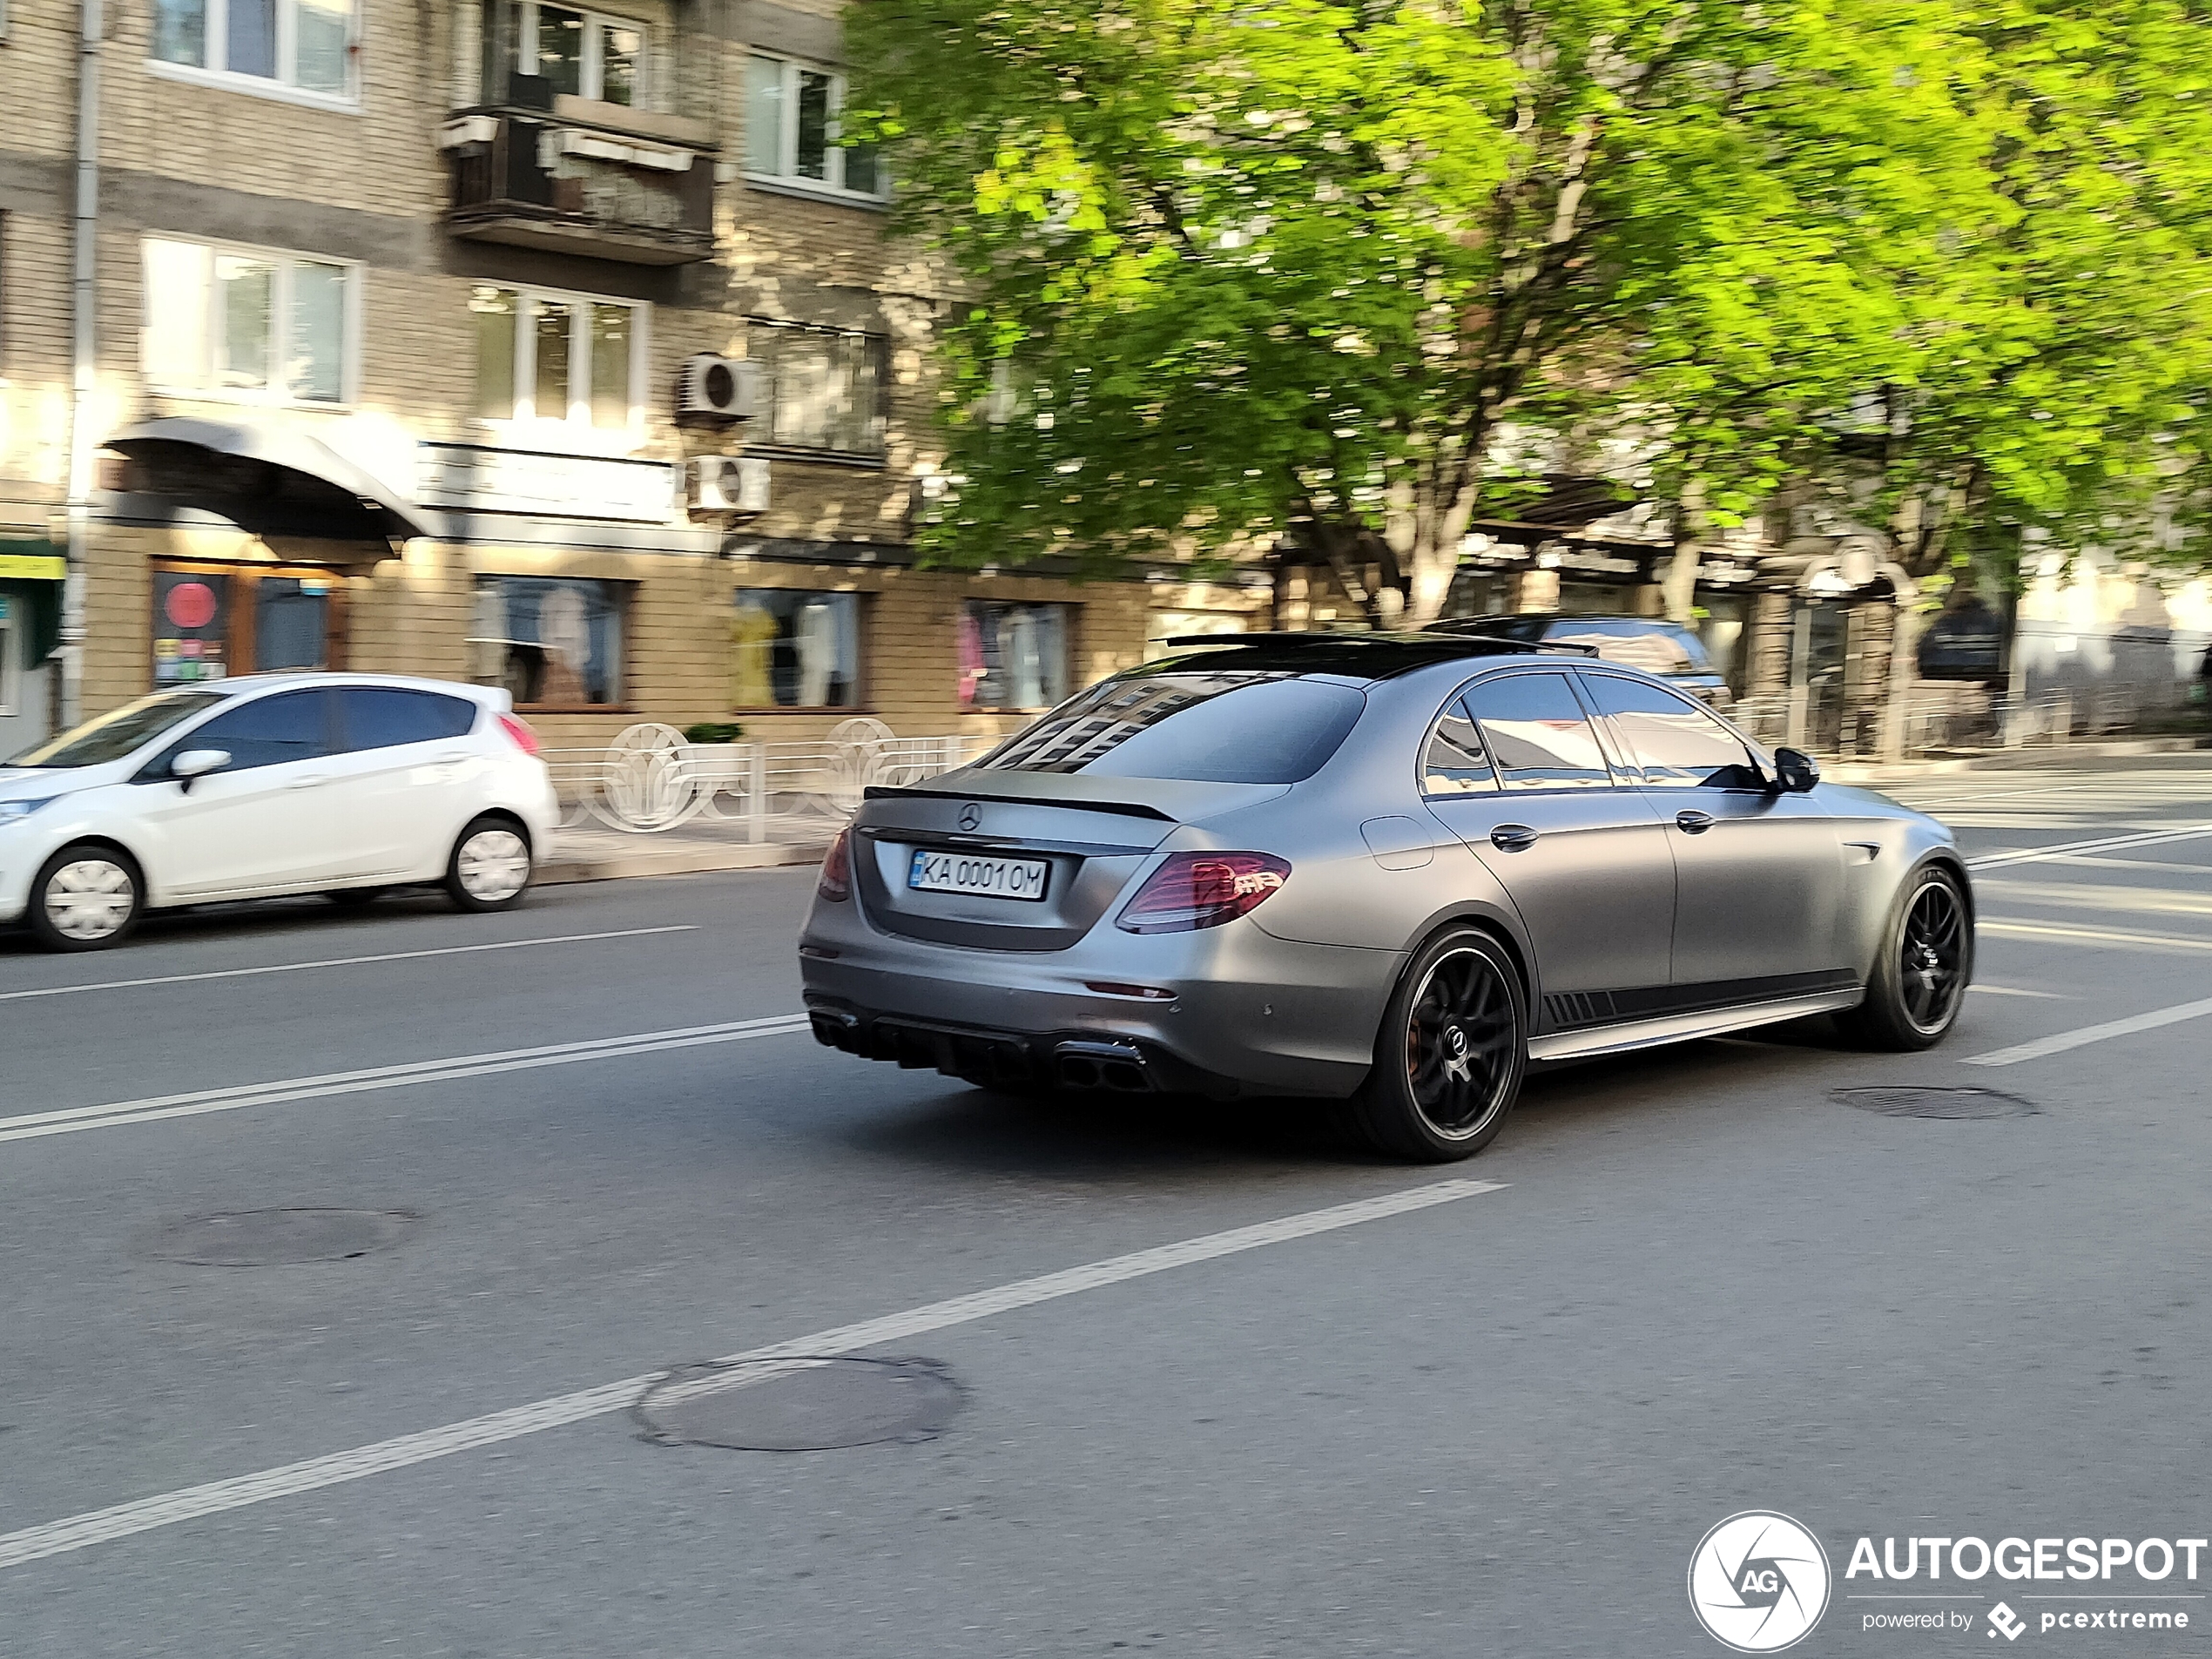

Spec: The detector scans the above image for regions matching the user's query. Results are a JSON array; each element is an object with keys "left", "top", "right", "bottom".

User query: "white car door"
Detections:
[
  {"left": 320, "top": 686, "right": 487, "bottom": 881},
  {"left": 134, "top": 688, "right": 343, "bottom": 898}
]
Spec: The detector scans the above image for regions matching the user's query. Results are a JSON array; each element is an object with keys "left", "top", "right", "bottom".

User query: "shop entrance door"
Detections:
[{"left": 0, "top": 590, "right": 53, "bottom": 759}]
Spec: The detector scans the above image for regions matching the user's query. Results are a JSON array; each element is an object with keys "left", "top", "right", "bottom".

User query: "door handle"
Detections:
[
  {"left": 1489, "top": 824, "right": 1539, "bottom": 852},
  {"left": 286, "top": 773, "right": 333, "bottom": 790},
  {"left": 1675, "top": 810, "right": 1716, "bottom": 834}
]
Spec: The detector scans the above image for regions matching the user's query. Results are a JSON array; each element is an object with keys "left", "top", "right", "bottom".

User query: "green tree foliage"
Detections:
[
  {"left": 1859, "top": 0, "right": 2212, "bottom": 583},
  {"left": 851, "top": 0, "right": 2210, "bottom": 620}
]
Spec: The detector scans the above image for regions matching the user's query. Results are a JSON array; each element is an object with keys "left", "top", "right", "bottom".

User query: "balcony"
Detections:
[{"left": 442, "top": 101, "right": 716, "bottom": 266}]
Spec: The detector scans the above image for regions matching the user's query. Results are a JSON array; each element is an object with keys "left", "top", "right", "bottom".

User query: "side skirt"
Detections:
[{"left": 1525, "top": 988, "right": 1865, "bottom": 1063}]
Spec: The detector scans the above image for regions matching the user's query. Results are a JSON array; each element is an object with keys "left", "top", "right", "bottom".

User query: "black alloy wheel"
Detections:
[
  {"left": 1899, "top": 878, "right": 1969, "bottom": 1034},
  {"left": 1347, "top": 927, "right": 1527, "bottom": 1162},
  {"left": 1837, "top": 864, "right": 1973, "bottom": 1051}
]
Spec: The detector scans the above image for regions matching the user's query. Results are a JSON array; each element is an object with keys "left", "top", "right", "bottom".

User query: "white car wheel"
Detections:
[
  {"left": 30, "top": 848, "right": 144, "bottom": 951},
  {"left": 447, "top": 819, "right": 532, "bottom": 911}
]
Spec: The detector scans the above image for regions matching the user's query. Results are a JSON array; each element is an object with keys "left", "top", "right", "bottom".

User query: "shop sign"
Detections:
[
  {"left": 416, "top": 442, "right": 680, "bottom": 524},
  {"left": 0, "top": 555, "right": 65, "bottom": 579}
]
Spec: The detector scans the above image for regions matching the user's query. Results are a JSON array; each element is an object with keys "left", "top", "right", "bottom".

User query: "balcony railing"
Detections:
[{"left": 442, "top": 105, "right": 715, "bottom": 266}]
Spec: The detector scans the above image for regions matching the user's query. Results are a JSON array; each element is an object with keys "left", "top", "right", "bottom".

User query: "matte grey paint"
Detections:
[{"left": 800, "top": 651, "right": 1970, "bottom": 1098}]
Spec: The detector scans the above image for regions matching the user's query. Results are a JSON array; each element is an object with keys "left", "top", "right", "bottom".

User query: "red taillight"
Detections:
[
  {"left": 818, "top": 826, "right": 853, "bottom": 901},
  {"left": 1116, "top": 852, "right": 1291, "bottom": 934},
  {"left": 496, "top": 712, "right": 541, "bottom": 756}
]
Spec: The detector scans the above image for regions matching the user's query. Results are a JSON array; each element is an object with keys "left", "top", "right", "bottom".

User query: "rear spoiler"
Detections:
[{"left": 861, "top": 785, "right": 1176, "bottom": 822}]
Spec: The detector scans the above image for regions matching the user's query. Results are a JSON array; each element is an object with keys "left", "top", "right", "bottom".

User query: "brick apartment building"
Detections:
[{"left": 0, "top": 0, "right": 1268, "bottom": 759}]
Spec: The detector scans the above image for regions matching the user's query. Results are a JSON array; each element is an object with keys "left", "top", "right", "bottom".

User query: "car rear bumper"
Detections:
[{"left": 798, "top": 897, "right": 1401, "bottom": 1099}]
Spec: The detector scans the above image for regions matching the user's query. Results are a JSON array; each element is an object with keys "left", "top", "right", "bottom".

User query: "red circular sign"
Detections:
[{"left": 165, "top": 582, "right": 218, "bottom": 631}]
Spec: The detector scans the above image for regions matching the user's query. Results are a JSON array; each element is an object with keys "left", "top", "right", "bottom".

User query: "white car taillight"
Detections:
[{"left": 496, "top": 713, "right": 541, "bottom": 756}]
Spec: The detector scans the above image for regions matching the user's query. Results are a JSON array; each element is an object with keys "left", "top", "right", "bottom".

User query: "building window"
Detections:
[
  {"left": 745, "top": 53, "right": 883, "bottom": 199},
  {"left": 472, "top": 285, "right": 644, "bottom": 432},
  {"left": 152, "top": 563, "right": 344, "bottom": 687},
  {"left": 733, "top": 590, "right": 861, "bottom": 709},
  {"left": 961, "top": 601, "right": 1070, "bottom": 711},
  {"left": 142, "top": 239, "right": 355, "bottom": 405},
  {"left": 471, "top": 576, "right": 626, "bottom": 709},
  {"left": 151, "top": 0, "right": 356, "bottom": 98},
  {"left": 751, "top": 325, "right": 886, "bottom": 455},
  {"left": 502, "top": 2, "right": 647, "bottom": 105}
]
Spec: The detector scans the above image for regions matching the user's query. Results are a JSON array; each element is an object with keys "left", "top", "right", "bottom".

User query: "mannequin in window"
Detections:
[{"left": 536, "top": 586, "right": 593, "bottom": 705}]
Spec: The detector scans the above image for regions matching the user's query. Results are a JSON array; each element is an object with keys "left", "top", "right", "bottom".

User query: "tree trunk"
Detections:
[
  {"left": 1662, "top": 481, "right": 1706, "bottom": 624},
  {"left": 1406, "top": 538, "right": 1460, "bottom": 626},
  {"left": 1662, "top": 543, "right": 1701, "bottom": 624}
]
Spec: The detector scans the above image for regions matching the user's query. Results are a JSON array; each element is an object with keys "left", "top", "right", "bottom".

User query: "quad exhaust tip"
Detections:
[{"left": 1053, "top": 1040, "right": 1153, "bottom": 1094}]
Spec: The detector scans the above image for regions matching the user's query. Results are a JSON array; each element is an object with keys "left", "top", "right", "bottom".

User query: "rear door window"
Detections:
[
  {"left": 1581, "top": 673, "right": 1764, "bottom": 788},
  {"left": 339, "top": 688, "right": 478, "bottom": 751},
  {"left": 1460, "top": 672, "right": 1612, "bottom": 791},
  {"left": 980, "top": 671, "right": 1366, "bottom": 784}
]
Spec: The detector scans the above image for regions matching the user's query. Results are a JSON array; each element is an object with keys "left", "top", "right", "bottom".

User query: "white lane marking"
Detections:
[
  {"left": 1976, "top": 918, "right": 2212, "bottom": 954},
  {"left": 2042, "top": 853, "right": 2212, "bottom": 876},
  {"left": 0, "top": 1015, "right": 813, "bottom": 1144},
  {"left": 1964, "top": 995, "right": 2212, "bottom": 1067},
  {"left": 1973, "top": 877, "right": 2212, "bottom": 917},
  {"left": 1965, "top": 823, "right": 2212, "bottom": 871},
  {"left": 1967, "top": 985, "right": 2069, "bottom": 999},
  {"left": 0, "top": 1177, "right": 1507, "bottom": 1570},
  {"left": 0, "top": 926, "right": 698, "bottom": 1004}
]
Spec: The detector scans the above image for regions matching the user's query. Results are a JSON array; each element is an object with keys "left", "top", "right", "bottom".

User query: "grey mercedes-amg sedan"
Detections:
[{"left": 799, "top": 633, "right": 1973, "bottom": 1161}]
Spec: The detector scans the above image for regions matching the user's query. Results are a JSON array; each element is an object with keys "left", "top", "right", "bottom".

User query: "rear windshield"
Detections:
[
  {"left": 1543, "top": 619, "right": 1712, "bottom": 674},
  {"left": 979, "top": 670, "right": 1366, "bottom": 784}
]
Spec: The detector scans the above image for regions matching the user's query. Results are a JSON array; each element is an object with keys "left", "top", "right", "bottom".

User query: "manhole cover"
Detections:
[
  {"left": 635, "top": 1357, "right": 961, "bottom": 1451},
  {"left": 1833, "top": 1086, "right": 2036, "bottom": 1120},
  {"left": 138, "top": 1208, "right": 421, "bottom": 1265}
]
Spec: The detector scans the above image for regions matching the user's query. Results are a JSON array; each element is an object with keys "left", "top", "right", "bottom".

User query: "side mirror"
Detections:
[
  {"left": 1770, "top": 747, "right": 1820, "bottom": 793},
  {"left": 170, "top": 749, "right": 232, "bottom": 792}
]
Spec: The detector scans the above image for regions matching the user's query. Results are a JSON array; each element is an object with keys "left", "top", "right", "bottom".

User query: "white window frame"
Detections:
[
  {"left": 140, "top": 235, "right": 363, "bottom": 409},
  {"left": 145, "top": 0, "right": 363, "bottom": 111},
  {"left": 475, "top": 283, "right": 652, "bottom": 444},
  {"left": 745, "top": 51, "right": 887, "bottom": 202},
  {"left": 515, "top": 2, "right": 651, "bottom": 106}
]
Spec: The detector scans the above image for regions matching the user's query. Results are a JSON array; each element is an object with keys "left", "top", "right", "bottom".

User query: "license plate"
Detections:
[{"left": 907, "top": 848, "right": 1050, "bottom": 901}]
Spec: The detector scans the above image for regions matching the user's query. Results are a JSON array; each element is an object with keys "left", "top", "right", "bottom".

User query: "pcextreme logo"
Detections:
[{"left": 1689, "top": 1511, "right": 1833, "bottom": 1653}]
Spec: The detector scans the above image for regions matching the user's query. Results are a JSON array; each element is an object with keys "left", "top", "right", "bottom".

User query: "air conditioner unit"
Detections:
[
  {"left": 676, "top": 354, "right": 758, "bottom": 423},
  {"left": 691, "top": 454, "right": 770, "bottom": 515}
]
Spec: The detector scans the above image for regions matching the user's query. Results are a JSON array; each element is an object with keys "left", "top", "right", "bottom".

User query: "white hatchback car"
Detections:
[{"left": 0, "top": 672, "right": 561, "bottom": 951}]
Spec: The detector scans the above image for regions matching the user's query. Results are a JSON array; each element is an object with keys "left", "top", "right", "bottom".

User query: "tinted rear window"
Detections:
[
  {"left": 980, "top": 671, "right": 1366, "bottom": 784},
  {"left": 341, "top": 688, "right": 477, "bottom": 751},
  {"left": 1543, "top": 619, "right": 1712, "bottom": 673}
]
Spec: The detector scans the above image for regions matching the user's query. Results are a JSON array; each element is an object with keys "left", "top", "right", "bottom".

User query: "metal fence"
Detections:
[{"left": 545, "top": 720, "right": 993, "bottom": 841}]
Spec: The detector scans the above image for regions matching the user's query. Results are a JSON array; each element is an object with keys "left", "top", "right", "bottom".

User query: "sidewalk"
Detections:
[{"left": 1824, "top": 734, "right": 2209, "bottom": 786}]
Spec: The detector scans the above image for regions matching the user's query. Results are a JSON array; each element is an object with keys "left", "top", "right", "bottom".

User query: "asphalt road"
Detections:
[{"left": 3, "top": 754, "right": 2209, "bottom": 1658}]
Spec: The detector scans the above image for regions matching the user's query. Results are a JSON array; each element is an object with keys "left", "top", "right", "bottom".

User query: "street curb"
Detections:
[{"left": 536, "top": 840, "right": 826, "bottom": 886}]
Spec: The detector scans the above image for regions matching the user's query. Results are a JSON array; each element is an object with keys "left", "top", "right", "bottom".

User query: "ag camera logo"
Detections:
[{"left": 1689, "top": 1511, "right": 1832, "bottom": 1652}]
